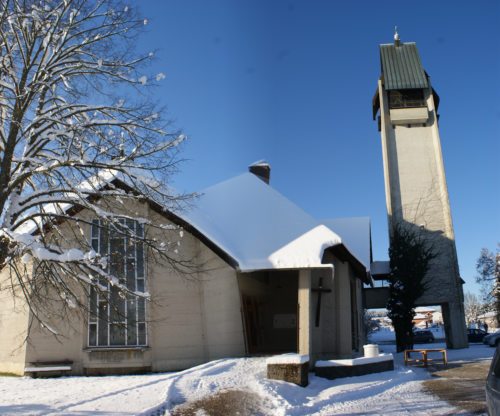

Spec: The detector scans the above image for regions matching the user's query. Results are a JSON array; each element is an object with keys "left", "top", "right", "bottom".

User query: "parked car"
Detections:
[
  {"left": 486, "top": 344, "right": 500, "bottom": 415},
  {"left": 484, "top": 331, "right": 500, "bottom": 347},
  {"left": 468, "top": 328, "right": 488, "bottom": 343},
  {"left": 413, "top": 330, "right": 435, "bottom": 344}
]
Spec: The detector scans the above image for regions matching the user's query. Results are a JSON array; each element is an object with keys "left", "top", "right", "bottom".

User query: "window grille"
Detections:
[
  {"left": 388, "top": 89, "right": 426, "bottom": 109},
  {"left": 88, "top": 219, "right": 147, "bottom": 347}
]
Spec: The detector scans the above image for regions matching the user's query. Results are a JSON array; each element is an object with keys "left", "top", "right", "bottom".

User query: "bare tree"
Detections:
[
  {"left": 463, "top": 291, "right": 483, "bottom": 327},
  {"left": 0, "top": 0, "right": 192, "bottom": 337},
  {"left": 476, "top": 246, "right": 500, "bottom": 327},
  {"left": 363, "top": 309, "right": 381, "bottom": 335}
]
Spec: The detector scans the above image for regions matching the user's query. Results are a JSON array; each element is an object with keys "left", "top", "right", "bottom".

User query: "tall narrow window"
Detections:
[{"left": 88, "top": 219, "right": 147, "bottom": 347}]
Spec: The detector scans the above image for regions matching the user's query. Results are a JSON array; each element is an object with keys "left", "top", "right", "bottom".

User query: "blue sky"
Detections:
[{"left": 138, "top": 1, "right": 499, "bottom": 295}]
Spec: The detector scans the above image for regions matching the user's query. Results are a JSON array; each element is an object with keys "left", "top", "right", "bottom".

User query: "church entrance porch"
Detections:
[{"left": 238, "top": 270, "right": 298, "bottom": 355}]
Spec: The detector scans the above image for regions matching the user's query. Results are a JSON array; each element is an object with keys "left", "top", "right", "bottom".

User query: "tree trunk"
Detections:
[
  {"left": 0, "top": 237, "right": 10, "bottom": 269},
  {"left": 395, "top": 321, "right": 414, "bottom": 352}
]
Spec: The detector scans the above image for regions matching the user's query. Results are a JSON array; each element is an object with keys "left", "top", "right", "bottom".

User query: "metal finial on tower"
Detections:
[{"left": 394, "top": 26, "right": 400, "bottom": 46}]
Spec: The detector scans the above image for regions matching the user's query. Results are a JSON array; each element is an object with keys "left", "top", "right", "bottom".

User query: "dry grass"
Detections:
[
  {"left": 170, "top": 389, "right": 265, "bottom": 416},
  {"left": 423, "top": 360, "right": 490, "bottom": 414}
]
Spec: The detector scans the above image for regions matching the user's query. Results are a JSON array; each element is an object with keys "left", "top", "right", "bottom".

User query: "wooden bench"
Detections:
[
  {"left": 24, "top": 361, "right": 73, "bottom": 377},
  {"left": 404, "top": 348, "right": 447, "bottom": 367}
]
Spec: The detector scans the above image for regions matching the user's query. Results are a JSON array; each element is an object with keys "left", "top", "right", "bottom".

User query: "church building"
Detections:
[
  {"left": 0, "top": 163, "right": 371, "bottom": 375},
  {"left": 0, "top": 34, "right": 469, "bottom": 377}
]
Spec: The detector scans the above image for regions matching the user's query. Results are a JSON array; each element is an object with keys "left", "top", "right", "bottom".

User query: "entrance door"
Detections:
[
  {"left": 239, "top": 271, "right": 299, "bottom": 354},
  {"left": 242, "top": 295, "right": 261, "bottom": 354}
]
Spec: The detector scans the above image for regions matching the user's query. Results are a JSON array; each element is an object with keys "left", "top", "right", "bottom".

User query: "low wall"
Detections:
[
  {"left": 315, "top": 354, "right": 394, "bottom": 380},
  {"left": 266, "top": 354, "right": 309, "bottom": 387}
]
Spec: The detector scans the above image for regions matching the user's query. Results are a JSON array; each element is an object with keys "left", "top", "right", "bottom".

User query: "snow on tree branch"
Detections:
[{"left": 0, "top": 0, "right": 194, "bottom": 334}]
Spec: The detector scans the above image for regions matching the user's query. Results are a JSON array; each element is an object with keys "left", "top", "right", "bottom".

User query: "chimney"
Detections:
[{"left": 249, "top": 160, "right": 271, "bottom": 184}]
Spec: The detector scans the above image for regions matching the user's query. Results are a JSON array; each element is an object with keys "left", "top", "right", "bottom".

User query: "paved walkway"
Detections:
[{"left": 422, "top": 359, "right": 490, "bottom": 414}]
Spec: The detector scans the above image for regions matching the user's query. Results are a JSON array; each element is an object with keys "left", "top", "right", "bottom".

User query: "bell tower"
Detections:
[{"left": 372, "top": 31, "right": 467, "bottom": 348}]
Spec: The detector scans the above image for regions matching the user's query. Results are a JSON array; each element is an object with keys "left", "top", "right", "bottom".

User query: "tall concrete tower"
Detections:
[{"left": 372, "top": 33, "right": 468, "bottom": 348}]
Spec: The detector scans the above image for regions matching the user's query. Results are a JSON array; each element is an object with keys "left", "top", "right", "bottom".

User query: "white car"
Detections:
[{"left": 484, "top": 331, "right": 500, "bottom": 347}]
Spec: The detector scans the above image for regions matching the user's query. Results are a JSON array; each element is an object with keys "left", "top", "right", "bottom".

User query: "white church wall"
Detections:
[
  {"left": 308, "top": 251, "right": 357, "bottom": 361},
  {"left": 333, "top": 259, "right": 353, "bottom": 358},
  {"left": 310, "top": 267, "right": 336, "bottom": 361},
  {"left": 23, "top": 199, "right": 153, "bottom": 374},
  {"left": 199, "top": 244, "right": 245, "bottom": 360},
  {"left": 5, "top": 197, "right": 246, "bottom": 374},
  {"left": 145, "top": 206, "right": 245, "bottom": 371},
  {"left": 0, "top": 264, "right": 30, "bottom": 375}
]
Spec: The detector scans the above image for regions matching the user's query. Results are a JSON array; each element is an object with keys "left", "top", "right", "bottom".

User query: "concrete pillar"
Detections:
[
  {"left": 334, "top": 261, "right": 352, "bottom": 357},
  {"left": 442, "top": 302, "right": 468, "bottom": 349},
  {"left": 298, "top": 269, "right": 312, "bottom": 356}
]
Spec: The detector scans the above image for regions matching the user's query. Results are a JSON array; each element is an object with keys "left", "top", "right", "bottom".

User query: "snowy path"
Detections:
[
  {"left": 0, "top": 344, "right": 494, "bottom": 415},
  {"left": 0, "top": 372, "right": 177, "bottom": 415},
  {"left": 152, "top": 356, "right": 457, "bottom": 415}
]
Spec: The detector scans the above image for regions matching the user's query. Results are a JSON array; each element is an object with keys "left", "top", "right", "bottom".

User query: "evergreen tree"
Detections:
[{"left": 387, "top": 223, "right": 436, "bottom": 352}]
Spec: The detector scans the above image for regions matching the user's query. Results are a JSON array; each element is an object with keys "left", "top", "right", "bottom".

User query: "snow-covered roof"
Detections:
[
  {"left": 415, "top": 306, "right": 436, "bottom": 313},
  {"left": 14, "top": 166, "right": 175, "bottom": 237},
  {"left": 322, "top": 217, "right": 371, "bottom": 270},
  {"left": 479, "top": 311, "right": 497, "bottom": 319},
  {"left": 180, "top": 173, "right": 343, "bottom": 272},
  {"left": 14, "top": 169, "right": 119, "bottom": 236},
  {"left": 249, "top": 159, "right": 271, "bottom": 168},
  {"left": 17, "top": 168, "right": 370, "bottom": 276}
]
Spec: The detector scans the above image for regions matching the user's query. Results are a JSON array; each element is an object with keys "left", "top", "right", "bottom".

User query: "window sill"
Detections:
[{"left": 84, "top": 346, "right": 150, "bottom": 352}]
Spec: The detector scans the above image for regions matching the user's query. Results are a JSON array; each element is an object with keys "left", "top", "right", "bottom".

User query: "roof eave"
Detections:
[
  {"left": 111, "top": 179, "right": 241, "bottom": 270},
  {"left": 328, "top": 243, "right": 371, "bottom": 284}
]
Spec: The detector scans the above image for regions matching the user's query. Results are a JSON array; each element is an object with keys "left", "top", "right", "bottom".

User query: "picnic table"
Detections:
[{"left": 404, "top": 348, "right": 447, "bottom": 367}]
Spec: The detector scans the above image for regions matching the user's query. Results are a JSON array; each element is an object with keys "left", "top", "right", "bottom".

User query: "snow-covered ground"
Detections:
[{"left": 0, "top": 344, "right": 494, "bottom": 415}]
